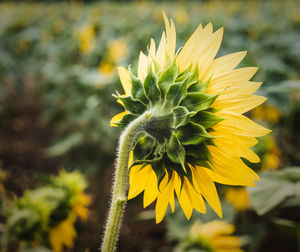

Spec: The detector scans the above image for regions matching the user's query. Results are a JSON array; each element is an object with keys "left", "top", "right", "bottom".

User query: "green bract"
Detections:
[{"left": 113, "top": 58, "right": 223, "bottom": 188}]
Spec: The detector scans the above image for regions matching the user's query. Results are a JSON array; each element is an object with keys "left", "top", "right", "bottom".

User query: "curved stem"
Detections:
[{"left": 101, "top": 112, "right": 150, "bottom": 252}]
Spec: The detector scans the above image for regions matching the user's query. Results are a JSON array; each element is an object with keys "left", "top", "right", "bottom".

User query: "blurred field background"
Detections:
[{"left": 0, "top": 0, "right": 300, "bottom": 251}]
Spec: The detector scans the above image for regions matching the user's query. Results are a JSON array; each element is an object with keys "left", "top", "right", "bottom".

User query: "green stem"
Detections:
[{"left": 101, "top": 112, "right": 151, "bottom": 252}]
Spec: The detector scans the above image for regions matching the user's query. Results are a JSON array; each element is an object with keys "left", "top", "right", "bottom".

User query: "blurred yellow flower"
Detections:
[
  {"left": 261, "top": 136, "right": 281, "bottom": 171},
  {"left": 225, "top": 187, "right": 251, "bottom": 211},
  {"left": 77, "top": 24, "right": 95, "bottom": 54},
  {"left": 174, "top": 8, "right": 189, "bottom": 26},
  {"left": 252, "top": 104, "right": 281, "bottom": 123},
  {"left": 99, "top": 61, "right": 115, "bottom": 75},
  {"left": 53, "top": 170, "right": 91, "bottom": 220},
  {"left": 72, "top": 193, "right": 91, "bottom": 221},
  {"left": 108, "top": 39, "right": 128, "bottom": 62},
  {"left": 49, "top": 214, "right": 77, "bottom": 252},
  {"left": 188, "top": 220, "right": 243, "bottom": 252}
]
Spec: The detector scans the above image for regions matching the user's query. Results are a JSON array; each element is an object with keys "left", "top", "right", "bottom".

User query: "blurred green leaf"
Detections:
[{"left": 249, "top": 167, "right": 300, "bottom": 215}]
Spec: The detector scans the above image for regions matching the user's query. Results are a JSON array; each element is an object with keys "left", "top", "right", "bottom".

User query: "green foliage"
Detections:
[{"left": 249, "top": 167, "right": 300, "bottom": 215}]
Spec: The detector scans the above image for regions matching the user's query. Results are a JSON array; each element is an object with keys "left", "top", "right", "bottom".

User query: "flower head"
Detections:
[
  {"left": 177, "top": 220, "right": 243, "bottom": 252},
  {"left": 111, "top": 13, "right": 270, "bottom": 223}
]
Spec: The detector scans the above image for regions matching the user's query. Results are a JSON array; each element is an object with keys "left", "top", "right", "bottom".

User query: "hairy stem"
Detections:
[{"left": 101, "top": 112, "right": 150, "bottom": 252}]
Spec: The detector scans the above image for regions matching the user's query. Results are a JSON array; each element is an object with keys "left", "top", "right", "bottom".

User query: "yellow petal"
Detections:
[
  {"left": 198, "top": 27, "right": 224, "bottom": 79},
  {"left": 186, "top": 181, "right": 206, "bottom": 214},
  {"left": 110, "top": 111, "right": 128, "bottom": 127},
  {"left": 148, "top": 38, "right": 156, "bottom": 59},
  {"left": 192, "top": 166, "right": 222, "bottom": 217},
  {"left": 143, "top": 169, "right": 159, "bottom": 208},
  {"left": 204, "top": 168, "right": 250, "bottom": 186},
  {"left": 117, "top": 66, "right": 131, "bottom": 96},
  {"left": 177, "top": 23, "right": 203, "bottom": 71},
  {"left": 208, "top": 81, "right": 262, "bottom": 97},
  {"left": 215, "top": 111, "right": 271, "bottom": 137},
  {"left": 138, "top": 51, "right": 148, "bottom": 80},
  {"left": 190, "top": 23, "right": 214, "bottom": 67},
  {"left": 155, "top": 172, "right": 176, "bottom": 223},
  {"left": 163, "top": 12, "right": 176, "bottom": 60},
  {"left": 209, "top": 67, "right": 258, "bottom": 90},
  {"left": 175, "top": 178, "right": 194, "bottom": 220},
  {"left": 156, "top": 31, "right": 167, "bottom": 68},
  {"left": 213, "top": 94, "right": 267, "bottom": 114},
  {"left": 214, "top": 135, "right": 260, "bottom": 163},
  {"left": 209, "top": 145, "right": 259, "bottom": 185},
  {"left": 211, "top": 51, "right": 247, "bottom": 76},
  {"left": 128, "top": 165, "right": 151, "bottom": 199}
]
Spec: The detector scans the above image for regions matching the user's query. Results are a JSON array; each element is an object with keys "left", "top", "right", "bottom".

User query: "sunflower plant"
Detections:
[
  {"left": 101, "top": 13, "right": 270, "bottom": 252},
  {"left": 5, "top": 170, "right": 90, "bottom": 252}
]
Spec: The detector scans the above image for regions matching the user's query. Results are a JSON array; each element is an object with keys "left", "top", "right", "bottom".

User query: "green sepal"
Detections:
[
  {"left": 165, "top": 82, "right": 187, "bottom": 107},
  {"left": 129, "top": 69, "right": 148, "bottom": 104},
  {"left": 175, "top": 65, "right": 192, "bottom": 82},
  {"left": 115, "top": 95, "right": 147, "bottom": 115},
  {"left": 130, "top": 153, "right": 163, "bottom": 168},
  {"left": 205, "top": 138, "right": 217, "bottom": 146},
  {"left": 132, "top": 134, "right": 156, "bottom": 164},
  {"left": 188, "top": 77, "right": 211, "bottom": 93},
  {"left": 180, "top": 92, "right": 218, "bottom": 113},
  {"left": 152, "top": 160, "right": 166, "bottom": 191},
  {"left": 191, "top": 111, "right": 224, "bottom": 129},
  {"left": 143, "top": 68, "right": 161, "bottom": 104},
  {"left": 185, "top": 143, "right": 213, "bottom": 165},
  {"left": 152, "top": 58, "right": 161, "bottom": 73},
  {"left": 186, "top": 156, "right": 211, "bottom": 169},
  {"left": 167, "top": 133, "right": 186, "bottom": 172},
  {"left": 114, "top": 113, "right": 138, "bottom": 129},
  {"left": 172, "top": 106, "right": 190, "bottom": 128},
  {"left": 176, "top": 122, "right": 214, "bottom": 145},
  {"left": 158, "top": 59, "right": 178, "bottom": 96},
  {"left": 185, "top": 66, "right": 199, "bottom": 88}
]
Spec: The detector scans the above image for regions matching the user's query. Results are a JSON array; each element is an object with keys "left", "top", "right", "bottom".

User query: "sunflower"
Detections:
[
  {"left": 111, "top": 13, "right": 270, "bottom": 223},
  {"left": 177, "top": 220, "right": 243, "bottom": 252}
]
